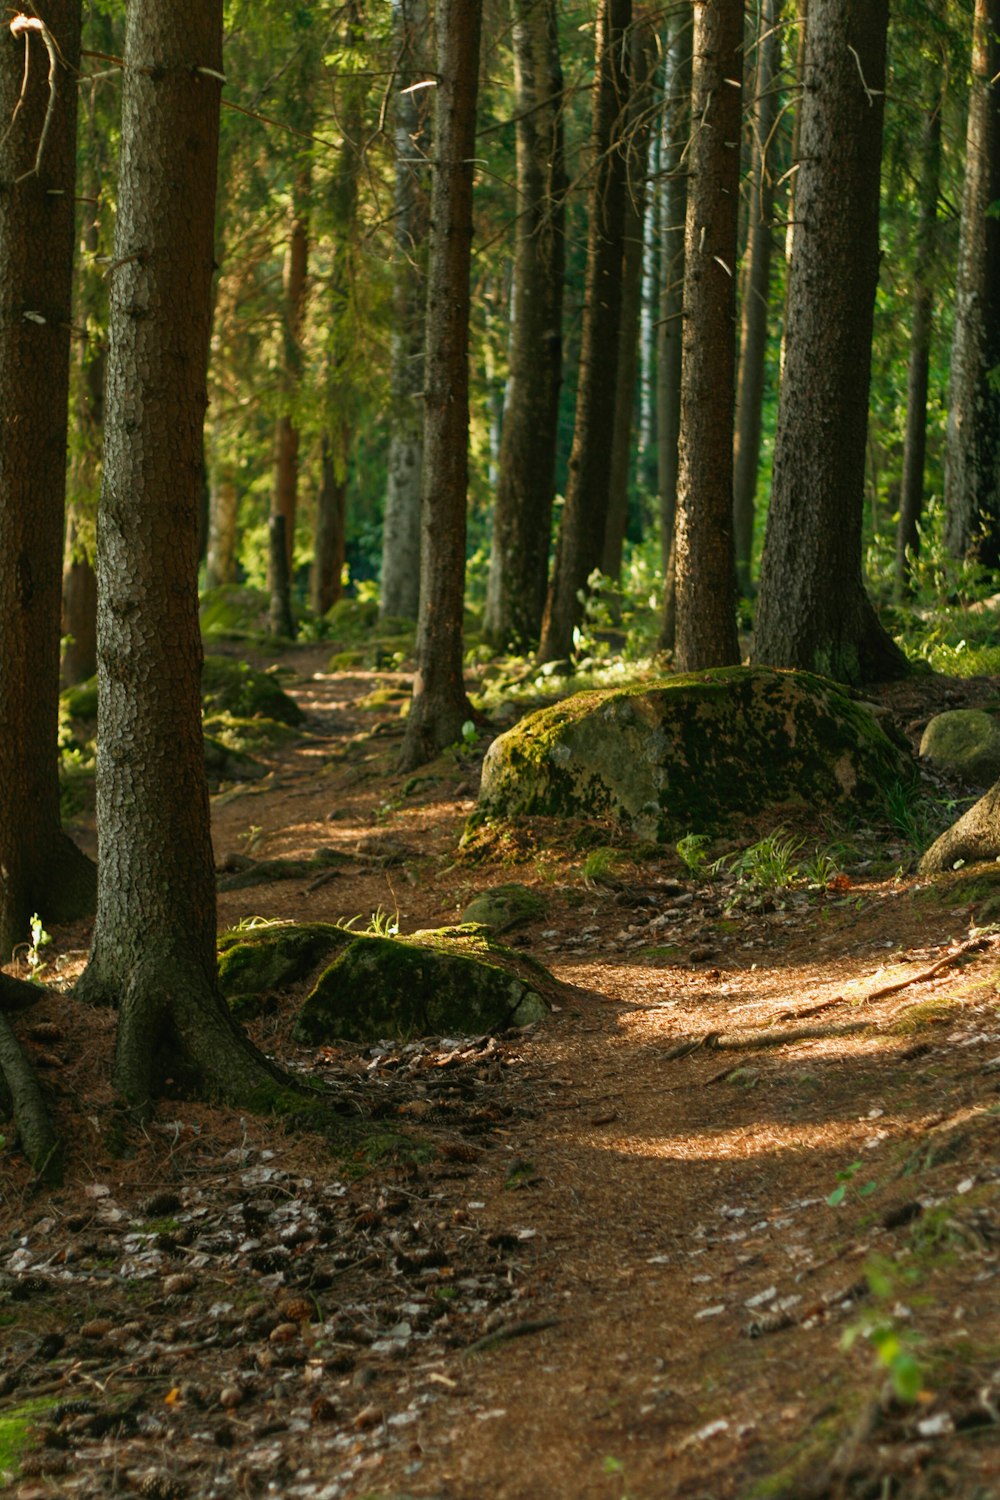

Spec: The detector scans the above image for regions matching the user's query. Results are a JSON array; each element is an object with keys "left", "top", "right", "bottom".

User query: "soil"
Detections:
[{"left": 3, "top": 646, "right": 1000, "bottom": 1500}]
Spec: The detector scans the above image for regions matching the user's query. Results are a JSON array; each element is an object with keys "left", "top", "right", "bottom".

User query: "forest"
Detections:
[{"left": 2, "top": 0, "right": 1000, "bottom": 1497}]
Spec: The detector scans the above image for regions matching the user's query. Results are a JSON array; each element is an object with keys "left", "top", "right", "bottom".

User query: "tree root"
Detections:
[
  {"left": 0, "top": 1011, "right": 62, "bottom": 1184},
  {"left": 662, "top": 1020, "right": 873, "bottom": 1067},
  {"left": 0, "top": 971, "right": 46, "bottom": 1013},
  {"left": 919, "top": 780, "right": 1000, "bottom": 873}
]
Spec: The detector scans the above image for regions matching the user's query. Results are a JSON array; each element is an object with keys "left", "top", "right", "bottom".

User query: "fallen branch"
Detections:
[
  {"left": 861, "top": 934, "right": 992, "bottom": 1004},
  {"left": 0, "top": 1011, "right": 63, "bottom": 1184},
  {"left": 462, "top": 1318, "right": 561, "bottom": 1358}
]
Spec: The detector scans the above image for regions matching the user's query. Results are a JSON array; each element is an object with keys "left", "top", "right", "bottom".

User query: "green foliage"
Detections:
[
  {"left": 711, "top": 829, "right": 806, "bottom": 891},
  {"left": 676, "top": 832, "right": 712, "bottom": 877},
  {"left": 825, "top": 1160, "right": 878, "bottom": 1208}
]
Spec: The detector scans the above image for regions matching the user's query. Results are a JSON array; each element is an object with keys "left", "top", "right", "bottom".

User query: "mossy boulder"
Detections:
[
  {"left": 219, "top": 921, "right": 351, "bottom": 999},
  {"left": 202, "top": 655, "right": 303, "bottom": 726},
  {"left": 477, "top": 666, "right": 917, "bottom": 840},
  {"left": 203, "top": 734, "right": 267, "bottom": 788},
  {"left": 461, "top": 883, "right": 547, "bottom": 933},
  {"left": 200, "top": 585, "right": 270, "bottom": 639},
  {"left": 919, "top": 710, "right": 1000, "bottom": 784},
  {"left": 294, "top": 931, "right": 550, "bottom": 1045}
]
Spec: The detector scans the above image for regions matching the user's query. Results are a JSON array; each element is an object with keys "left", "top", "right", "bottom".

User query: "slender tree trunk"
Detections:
[
  {"left": 895, "top": 96, "right": 943, "bottom": 596},
  {"left": 398, "top": 0, "right": 483, "bottom": 771},
  {"left": 77, "top": 0, "right": 287, "bottom": 1112},
  {"left": 0, "top": 1, "right": 95, "bottom": 954},
  {"left": 380, "top": 0, "right": 430, "bottom": 624},
  {"left": 205, "top": 442, "right": 239, "bottom": 589},
  {"left": 312, "top": 430, "right": 348, "bottom": 615},
  {"left": 751, "top": 0, "right": 908, "bottom": 685},
  {"left": 638, "top": 124, "right": 661, "bottom": 498},
  {"left": 484, "top": 0, "right": 566, "bottom": 649},
  {"left": 672, "top": 0, "right": 743, "bottom": 671},
  {"left": 62, "top": 513, "right": 98, "bottom": 685},
  {"left": 538, "top": 0, "right": 632, "bottom": 664},
  {"left": 268, "top": 160, "right": 311, "bottom": 630},
  {"left": 657, "top": 8, "right": 693, "bottom": 650},
  {"left": 603, "top": 19, "right": 659, "bottom": 586},
  {"left": 943, "top": 0, "right": 1000, "bottom": 565},
  {"left": 732, "top": 0, "right": 783, "bottom": 596}
]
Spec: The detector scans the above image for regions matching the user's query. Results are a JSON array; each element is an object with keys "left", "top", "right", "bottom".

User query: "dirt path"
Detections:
[{"left": 3, "top": 649, "right": 1000, "bottom": 1500}]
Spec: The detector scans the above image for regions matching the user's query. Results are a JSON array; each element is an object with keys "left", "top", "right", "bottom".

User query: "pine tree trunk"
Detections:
[
  {"left": 538, "top": 0, "right": 632, "bottom": 664},
  {"left": 398, "top": 0, "right": 483, "bottom": 771},
  {"left": 603, "top": 19, "right": 658, "bottom": 587},
  {"left": 751, "top": 0, "right": 908, "bottom": 685},
  {"left": 0, "top": 1, "right": 95, "bottom": 954},
  {"left": 380, "top": 0, "right": 430, "bottom": 624},
  {"left": 483, "top": 0, "right": 566, "bottom": 649},
  {"left": 895, "top": 97, "right": 943, "bottom": 596},
  {"left": 656, "top": 8, "right": 692, "bottom": 649},
  {"left": 732, "top": 0, "right": 783, "bottom": 597},
  {"left": 76, "top": 0, "right": 287, "bottom": 1111},
  {"left": 943, "top": 0, "right": 1000, "bottom": 566},
  {"left": 268, "top": 160, "right": 311, "bottom": 618},
  {"left": 672, "top": 0, "right": 743, "bottom": 672},
  {"left": 311, "top": 431, "right": 348, "bottom": 615},
  {"left": 638, "top": 126, "right": 661, "bottom": 498},
  {"left": 62, "top": 511, "right": 98, "bottom": 685},
  {"left": 205, "top": 446, "right": 239, "bottom": 589}
]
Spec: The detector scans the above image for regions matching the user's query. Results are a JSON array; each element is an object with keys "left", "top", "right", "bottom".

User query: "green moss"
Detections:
[
  {"left": 203, "top": 712, "right": 299, "bottom": 754},
  {"left": 0, "top": 1397, "right": 60, "bottom": 1482},
  {"left": 218, "top": 921, "right": 351, "bottom": 996},
  {"left": 199, "top": 585, "right": 270, "bottom": 639},
  {"left": 293, "top": 932, "right": 551, "bottom": 1045},
  {"left": 202, "top": 655, "right": 304, "bottom": 726},
  {"left": 61, "top": 676, "right": 98, "bottom": 721},
  {"left": 460, "top": 883, "right": 547, "bottom": 933}
]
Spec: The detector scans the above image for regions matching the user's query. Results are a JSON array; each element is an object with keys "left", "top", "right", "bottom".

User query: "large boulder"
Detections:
[
  {"left": 477, "top": 666, "right": 916, "bottom": 840},
  {"left": 919, "top": 710, "right": 1000, "bottom": 784}
]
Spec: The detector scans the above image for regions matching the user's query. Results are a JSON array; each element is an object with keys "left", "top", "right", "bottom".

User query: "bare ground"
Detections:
[{"left": 3, "top": 647, "right": 1000, "bottom": 1500}]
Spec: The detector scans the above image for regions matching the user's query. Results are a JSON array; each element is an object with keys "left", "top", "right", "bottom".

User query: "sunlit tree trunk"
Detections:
[
  {"left": 732, "top": 0, "right": 783, "bottom": 596},
  {"left": 672, "top": 0, "right": 743, "bottom": 671},
  {"left": 896, "top": 94, "right": 943, "bottom": 596},
  {"left": 484, "top": 0, "right": 566, "bottom": 649},
  {"left": 268, "top": 158, "right": 311, "bottom": 632},
  {"left": 398, "top": 0, "right": 483, "bottom": 770},
  {"left": 943, "top": 0, "right": 1000, "bottom": 565},
  {"left": 752, "top": 0, "right": 907, "bottom": 684},
  {"left": 0, "top": 1, "right": 95, "bottom": 954},
  {"left": 381, "top": 0, "right": 430, "bottom": 623},
  {"left": 538, "top": 0, "right": 632, "bottom": 663},
  {"left": 205, "top": 444, "right": 239, "bottom": 589}
]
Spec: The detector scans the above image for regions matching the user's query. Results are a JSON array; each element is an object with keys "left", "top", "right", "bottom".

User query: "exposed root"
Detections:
[{"left": 0, "top": 1010, "right": 62, "bottom": 1184}]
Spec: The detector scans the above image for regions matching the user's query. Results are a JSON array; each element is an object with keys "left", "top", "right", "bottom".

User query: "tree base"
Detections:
[{"left": 919, "top": 781, "right": 1000, "bottom": 874}]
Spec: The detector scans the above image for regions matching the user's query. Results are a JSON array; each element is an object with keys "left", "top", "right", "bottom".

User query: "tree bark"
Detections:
[
  {"left": 205, "top": 443, "right": 239, "bottom": 589},
  {"left": 656, "top": 7, "right": 693, "bottom": 650},
  {"left": 920, "top": 778, "right": 1000, "bottom": 874},
  {"left": 76, "top": 0, "right": 290, "bottom": 1113},
  {"left": 732, "top": 0, "right": 783, "bottom": 597},
  {"left": 398, "top": 0, "right": 483, "bottom": 771},
  {"left": 0, "top": 1, "right": 95, "bottom": 955},
  {"left": 672, "top": 0, "right": 743, "bottom": 671},
  {"left": 268, "top": 158, "right": 311, "bottom": 614},
  {"left": 751, "top": 0, "right": 908, "bottom": 685},
  {"left": 311, "top": 431, "right": 348, "bottom": 615},
  {"left": 483, "top": 0, "right": 566, "bottom": 649},
  {"left": 380, "top": 0, "right": 430, "bottom": 624},
  {"left": 603, "top": 18, "right": 659, "bottom": 588},
  {"left": 538, "top": 0, "right": 632, "bottom": 664},
  {"left": 895, "top": 96, "right": 943, "bottom": 597},
  {"left": 943, "top": 0, "right": 1000, "bottom": 566}
]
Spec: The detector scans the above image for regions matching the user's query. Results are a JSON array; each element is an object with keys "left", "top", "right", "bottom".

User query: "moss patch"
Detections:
[
  {"left": 199, "top": 585, "right": 270, "bottom": 639},
  {"left": 478, "top": 666, "right": 918, "bottom": 841},
  {"left": 460, "top": 883, "right": 547, "bottom": 933},
  {"left": 218, "top": 921, "right": 352, "bottom": 997},
  {"left": 202, "top": 655, "right": 304, "bottom": 726}
]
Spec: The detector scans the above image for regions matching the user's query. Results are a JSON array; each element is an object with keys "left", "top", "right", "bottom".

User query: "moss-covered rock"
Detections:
[
  {"left": 200, "top": 585, "right": 270, "bottom": 639},
  {"left": 461, "top": 883, "right": 547, "bottom": 933},
  {"left": 204, "top": 734, "right": 267, "bottom": 788},
  {"left": 61, "top": 676, "right": 99, "bottom": 722},
  {"left": 202, "top": 655, "right": 304, "bottom": 726},
  {"left": 293, "top": 932, "right": 550, "bottom": 1045},
  {"left": 477, "top": 666, "right": 917, "bottom": 840},
  {"left": 919, "top": 709, "right": 1000, "bottom": 784},
  {"left": 218, "top": 921, "right": 351, "bottom": 997}
]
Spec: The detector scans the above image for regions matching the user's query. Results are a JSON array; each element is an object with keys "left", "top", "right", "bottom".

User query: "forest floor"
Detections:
[{"left": 4, "top": 643, "right": 1000, "bottom": 1500}]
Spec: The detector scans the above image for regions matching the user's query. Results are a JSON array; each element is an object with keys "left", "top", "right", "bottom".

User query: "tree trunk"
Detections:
[
  {"left": 603, "top": 18, "right": 659, "bottom": 588},
  {"left": 538, "top": 0, "right": 632, "bottom": 664},
  {"left": 638, "top": 125, "right": 661, "bottom": 499},
  {"left": 62, "top": 512, "right": 98, "bottom": 685},
  {"left": 920, "top": 778, "right": 1000, "bottom": 874},
  {"left": 205, "top": 445, "right": 239, "bottom": 589},
  {"left": 311, "top": 431, "right": 348, "bottom": 615},
  {"left": 732, "top": 0, "right": 783, "bottom": 597},
  {"left": 398, "top": 0, "right": 483, "bottom": 771},
  {"left": 656, "top": 8, "right": 693, "bottom": 650},
  {"left": 0, "top": 1, "right": 95, "bottom": 955},
  {"left": 380, "top": 0, "right": 430, "bottom": 624},
  {"left": 895, "top": 96, "right": 943, "bottom": 597},
  {"left": 483, "top": 0, "right": 566, "bottom": 649},
  {"left": 269, "top": 159, "right": 311, "bottom": 612},
  {"left": 76, "top": 0, "right": 288, "bottom": 1113},
  {"left": 751, "top": 0, "right": 908, "bottom": 686},
  {"left": 943, "top": 0, "right": 1000, "bottom": 566},
  {"left": 672, "top": 0, "right": 743, "bottom": 671}
]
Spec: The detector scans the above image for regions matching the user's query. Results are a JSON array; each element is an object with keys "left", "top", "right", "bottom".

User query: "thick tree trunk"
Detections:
[
  {"left": 732, "top": 0, "right": 783, "bottom": 597},
  {"left": 603, "top": 19, "right": 658, "bottom": 587},
  {"left": 656, "top": 8, "right": 692, "bottom": 650},
  {"left": 751, "top": 0, "right": 908, "bottom": 685},
  {"left": 398, "top": 0, "right": 482, "bottom": 771},
  {"left": 0, "top": 2, "right": 95, "bottom": 955},
  {"left": 943, "top": 0, "right": 1000, "bottom": 566},
  {"left": 76, "top": 0, "right": 289, "bottom": 1112},
  {"left": 311, "top": 431, "right": 348, "bottom": 615},
  {"left": 895, "top": 98, "right": 943, "bottom": 596},
  {"left": 538, "top": 0, "right": 632, "bottom": 664},
  {"left": 380, "top": 0, "right": 430, "bottom": 624},
  {"left": 484, "top": 0, "right": 566, "bottom": 649},
  {"left": 672, "top": 0, "right": 743, "bottom": 671}
]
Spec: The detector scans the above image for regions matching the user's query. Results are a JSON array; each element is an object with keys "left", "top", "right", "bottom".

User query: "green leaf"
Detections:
[{"left": 827, "top": 1184, "right": 847, "bottom": 1206}]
